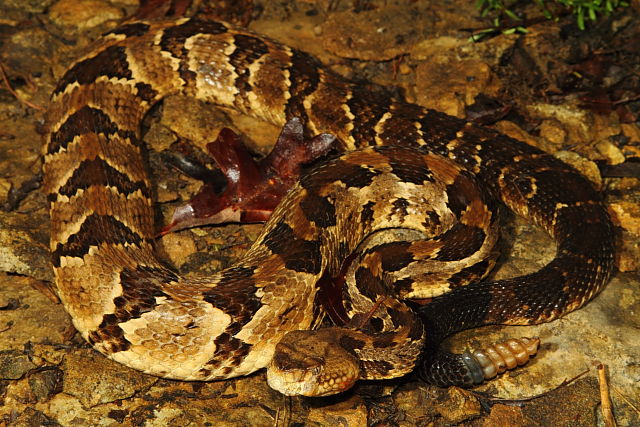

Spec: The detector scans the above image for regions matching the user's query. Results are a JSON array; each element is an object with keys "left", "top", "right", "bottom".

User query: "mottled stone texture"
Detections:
[{"left": 0, "top": 0, "right": 638, "bottom": 425}]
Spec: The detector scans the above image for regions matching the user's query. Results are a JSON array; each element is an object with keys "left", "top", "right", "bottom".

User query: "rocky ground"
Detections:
[{"left": 0, "top": 0, "right": 639, "bottom": 425}]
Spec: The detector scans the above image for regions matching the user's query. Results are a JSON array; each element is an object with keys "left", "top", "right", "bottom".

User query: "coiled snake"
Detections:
[{"left": 43, "top": 17, "right": 616, "bottom": 396}]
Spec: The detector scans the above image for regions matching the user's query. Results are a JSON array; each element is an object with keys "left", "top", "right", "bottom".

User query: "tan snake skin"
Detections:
[{"left": 43, "top": 17, "right": 616, "bottom": 395}]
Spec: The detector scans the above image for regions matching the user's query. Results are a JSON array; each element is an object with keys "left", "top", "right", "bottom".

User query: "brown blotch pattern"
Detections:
[
  {"left": 339, "top": 335, "right": 366, "bottom": 354},
  {"left": 53, "top": 46, "right": 132, "bottom": 95},
  {"left": 284, "top": 50, "right": 321, "bottom": 125},
  {"left": 435, "top": 223, "right": 487, "bottom": 262},
  {"left": 447, "top": 259, "right": 493, "bottom": 287},
  {"left": 52, "top": 214, "right": 144, "bottom": 266},
  {"left": 105, "top": 22, "right": 150, "bottom": 37},
  {"left": 57, "top": 157, "right": 149, "bottom": 199},
  {"left": 380, "top": 146, "right": 435, "bottom": 185},
  {"left": 203, "top": 266, "right": 260, "bottom": 327},
  {"left": 262, "top": 221, "right": 323, "bottom": 274},
  {"left": 299, "top": 192, "right": 336, "bottom": 227},
  {"left": 48, "top": 106, "right": 137, "bottom": 155},
  {"left": 377, "top": 102, "right": 425, "bottom": 146},
  {"left": 347, "top": 87, "right": 392, "bottom": 144},
  {"left": 353, "top": 265, "right": 389, "bottom": 301},
  {"left": 229, "top": 34, "right": 269, "bottom": 106},
  {"left": 376, "top": 241, "right": 415, "bottom": 272},
  {"left": 159, "top": 18, "right": 227, "bottom": 57},
  {"left": 301, "top": 159, "right": 376, "bottom": 190},
  {"left": 445, "top": 172, "right": 478, "bottom": 217},
  {"left": 88, "top": 265, "right": 175, "bottom": 351}
]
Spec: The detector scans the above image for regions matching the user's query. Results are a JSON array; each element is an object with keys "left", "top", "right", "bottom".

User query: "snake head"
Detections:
[{"left": 266, "top": 329, "right": 361, "bottom": 396}]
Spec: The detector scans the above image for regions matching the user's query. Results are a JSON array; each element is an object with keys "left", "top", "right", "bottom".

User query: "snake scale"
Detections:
[{"left": 43, "top": 17, "right": 616, "bottom": 396}]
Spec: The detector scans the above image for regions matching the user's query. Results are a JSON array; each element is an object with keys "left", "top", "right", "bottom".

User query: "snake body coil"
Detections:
[{"left": 43, "top": 18, "right": 616, "bottom": 395}]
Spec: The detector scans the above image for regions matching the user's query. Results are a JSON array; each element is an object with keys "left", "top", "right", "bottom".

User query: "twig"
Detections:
[
  {"left": 597, "top": 364, "right": 616, "bottom": 427},
  {"left": 612, "top": 94, "right": 640, "bottom": 106},
  {"left": 0, "top": 62, "right": 45, "bottom": 112},
  {"left": 0, "top": 321, "right": 13, "bottom": 333},
  {"left": 348, "top": 296, "right": 391, "bottom": 329},
  {"left": 274, "top": 396, "right": 292, "bottom": 427},
  {"left": 612, "top": 386, "right": 640, "bottom": 416},
  {"left": 469, "top": 368, "right": 591, "bottom": 406}
]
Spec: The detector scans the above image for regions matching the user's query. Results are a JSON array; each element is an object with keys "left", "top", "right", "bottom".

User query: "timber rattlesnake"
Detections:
[{"left": 43, "top": 17, "right": 616, "bottom": 396}]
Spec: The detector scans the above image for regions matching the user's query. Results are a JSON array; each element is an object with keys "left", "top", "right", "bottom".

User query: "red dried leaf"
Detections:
[{"left": 161, "top": 118, "right": 336, "bottom": 234}]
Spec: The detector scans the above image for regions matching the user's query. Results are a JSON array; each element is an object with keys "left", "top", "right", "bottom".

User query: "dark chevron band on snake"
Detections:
[{"left": 42, "top": 17, "right": 616, "bottom": 394}]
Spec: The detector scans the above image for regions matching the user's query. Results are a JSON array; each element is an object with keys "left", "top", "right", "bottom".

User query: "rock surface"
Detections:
[{"left": 0, "top": 0, "right": 638, "bottom": 425}]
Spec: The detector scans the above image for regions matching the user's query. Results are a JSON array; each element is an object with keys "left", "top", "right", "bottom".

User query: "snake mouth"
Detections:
[
  {"left": 266, "top": 363, "right": 359, "bottom": 397},
  {"left": 267, "top": 332, "right": 361, "bottom": 396},
  {"left": 266, "top": 364, "right": 321, "bottom": 396}
]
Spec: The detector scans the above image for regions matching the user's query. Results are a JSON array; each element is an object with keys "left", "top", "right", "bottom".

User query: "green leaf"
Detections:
[
  {"left": 577, "top": 9, "right": 585, "bottom": 29},
  {"left": 505, "top": 8, "right": 520, "bottom": 20},
  {"left": 472, "top": 0, "right": 629, "bottom": 37}
]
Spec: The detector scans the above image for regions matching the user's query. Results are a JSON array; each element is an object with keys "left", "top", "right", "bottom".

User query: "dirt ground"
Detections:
[{"left": 0, "top": 0, "right": 639, "bottom": 425}]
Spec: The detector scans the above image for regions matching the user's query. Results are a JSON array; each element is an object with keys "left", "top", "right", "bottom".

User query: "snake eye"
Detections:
[{"left": 303, "top": 356, "right": 324, "bottom": 369}]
